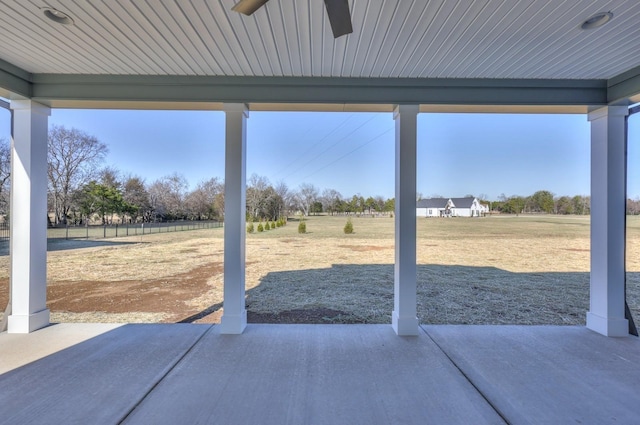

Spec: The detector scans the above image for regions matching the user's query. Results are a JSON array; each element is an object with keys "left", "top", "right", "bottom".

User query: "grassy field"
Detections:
[{"left": 1, "top": 214, "right": 639, "bottom": 326}]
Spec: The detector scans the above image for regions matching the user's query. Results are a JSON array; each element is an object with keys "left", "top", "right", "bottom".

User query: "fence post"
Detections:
[
  {"left": 65, "top": 224, "right": 68, "bottom": 240},
  {"left": 103, "top": 225, "right": 106, "bottom": 238},
  {"left": 115, "top": 224, "right": 118, "bottom": 238}
]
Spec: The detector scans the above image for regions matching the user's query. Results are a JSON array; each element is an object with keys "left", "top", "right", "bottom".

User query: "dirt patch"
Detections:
[
  {"left": 44, "top": 262, "right": 223, "bottom": 322},
  {"left": 338, "top": 245, "right": 389, "bottom": 252},
  {"left": 563, "top": 248, "right": 590, "bottom": 252}
]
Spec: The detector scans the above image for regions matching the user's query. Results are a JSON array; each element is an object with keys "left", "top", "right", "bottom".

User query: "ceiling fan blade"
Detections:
[
  {"left": 324, "top": 0, "right": 353, "bottom": 38},
  {"left": 231, "top": 0, "right": 269, "bottom": 16}
]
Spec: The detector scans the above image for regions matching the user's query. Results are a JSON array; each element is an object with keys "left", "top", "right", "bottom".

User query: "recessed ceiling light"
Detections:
[
  {"left": 581, "top": 12, "right": 612, "bottom": 30},
  {"left": 43, "top": 8, "right": 74, "bottom": 25}
]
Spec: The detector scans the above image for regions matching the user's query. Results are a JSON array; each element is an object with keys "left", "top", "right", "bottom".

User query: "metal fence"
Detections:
[
  {"left": 0, "top": 222, "right": 8, "bottom": 240},
  {"left": 0, "top": 220, "right": 222, "bottom": 241}
]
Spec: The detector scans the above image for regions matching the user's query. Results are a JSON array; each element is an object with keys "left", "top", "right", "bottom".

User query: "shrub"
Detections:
[
  {"left": 246, "top": 222, "right": 254, "bottom": 233},
  {"left": 276, "top": 219, "right": 282, "bottom": 228},
  {"left": 257, "top": 222, "right": 264, "bottom": 232},
  {"left": 298, "top": 220, "right": 306, "bottom": 234},
  {"left": 344, "top": 217, "right": 354, "bottom": 234},
  {"left": 270, "top": 221, "right": 276, "bottom": 229}
]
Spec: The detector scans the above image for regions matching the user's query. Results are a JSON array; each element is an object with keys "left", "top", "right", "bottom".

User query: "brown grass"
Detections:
[{"left": 0, "top": 214, "right": 639, "bottom": 326}]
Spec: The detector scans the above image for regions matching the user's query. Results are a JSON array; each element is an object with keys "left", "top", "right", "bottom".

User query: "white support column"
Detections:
[
  {"left": 220, "top": 103, "right": 248, "bottom": 334},
  {"left": 8, "top": 100, "right": 50, "bottom": 333},
  {"left": 587, "top": 105, "right": 629, "bottom": 337},
  {"left": 392, "top": 104, "right": 419, "bottom": 336}
]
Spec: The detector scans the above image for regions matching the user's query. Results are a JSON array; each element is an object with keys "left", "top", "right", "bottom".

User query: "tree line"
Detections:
[
  {"left": 4, "top": 125, "right": 640, "bottom": 224},
  {"left": 244, "top": 174, "right": 395, "bottom": 222},
  {"left": 0, "top": 126, "right": 224, "bottom": 226},
  {"left": 46, "top": 126, "right": 225, "bottom": 225},
  {"left": 489, "top": 191, "right": 591, "bottom": 215},
  {"left": 0, "top": 126, "right": 396, "bottom": 226}
]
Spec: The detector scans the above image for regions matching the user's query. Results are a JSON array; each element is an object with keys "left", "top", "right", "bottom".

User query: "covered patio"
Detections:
[
  {"left": 1, "top": 0, "right": 640, "bottom": 422},
  {"left": 1, "top": 323, "right": 640, "bottom": 424}
]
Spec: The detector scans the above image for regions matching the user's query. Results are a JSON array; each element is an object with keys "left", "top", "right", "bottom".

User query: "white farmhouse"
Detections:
[
  {"left": 416, "top": 198, "right": 452, "bottom": 217},
  {"left": 449, "top": 197, "right": 488, "bottom": 217},
  {"left": 417, "top": 197, "right": 488, "bottom": 217}
]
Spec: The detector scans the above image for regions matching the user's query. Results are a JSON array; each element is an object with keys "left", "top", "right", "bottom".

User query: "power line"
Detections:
[
  {"left": 281, "top": 114, "right": 379, "bottom": 181},
  {"left": 269, "top": 113, "right": 356, "bottom": 179},
  {"left": 299, "top": 126, "right": 393, "bottom": 181}
]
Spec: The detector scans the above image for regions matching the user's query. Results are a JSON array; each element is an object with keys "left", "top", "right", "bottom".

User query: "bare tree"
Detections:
[
  {"left": 147, "top": 181, "right": 165, "bottom": 221},
  {"left": 185, "top": 177, "right": 223, "bottom": 220},
  {"left": 296, "top": 183, "right": 319, "bottom": 216},
  {"left": 274, "top": 180, "right": 291, "bottom": 218},
  {"left": 0, "top": 138, "right": 10, "bottom": 216},
  {"left": 47, "top": 125, "right": 108, "bottom": 224},
  {"left": 321, "top": 188, "right": 342, "bottom": 215},
  {"left": 99, "top": 166, "right": 122, "bottom": 189},
  {"left": 246, "top": 174, "right": 270, "bottom": 220},
  {"left": 148, "top": 173, "right": 189, "bottom": 221}
]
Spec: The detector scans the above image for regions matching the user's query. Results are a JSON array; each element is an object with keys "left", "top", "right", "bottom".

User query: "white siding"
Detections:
[{"left": 453, "top": 208, "right": 472, "bottom": 217}]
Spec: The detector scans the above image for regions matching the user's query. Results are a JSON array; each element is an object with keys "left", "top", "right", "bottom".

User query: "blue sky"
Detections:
[{"left": 0, "top": 106, "right": 639, "bottom": 200}]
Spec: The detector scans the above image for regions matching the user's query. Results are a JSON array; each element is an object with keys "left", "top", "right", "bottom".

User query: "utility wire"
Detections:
[
  {"left": 281, "top": 114, "right": 379, "bottom": 181},
  {"left": 299, "top": 126, "right": 393, "bottom": 181},
  {"left": 270, "top": 113, "right": 356, "bottom": 179}
]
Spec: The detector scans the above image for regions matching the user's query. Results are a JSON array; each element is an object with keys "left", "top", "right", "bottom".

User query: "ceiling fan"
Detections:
[{"left": 231, "top": 0, "right": 353, "bottom": 38}]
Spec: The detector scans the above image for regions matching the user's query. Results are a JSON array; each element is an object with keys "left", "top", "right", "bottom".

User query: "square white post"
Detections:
[
  {"left": 220, "top": 104, "right": 248, "bottom": 334},
  {"left": 587, "top": 105, "right": 629, "bottom": 337},
  {"left": 8, "top": 100, "right": 50, "bottom": 333},
  {"left": 392, "top": 105, "right": 419, "bottom": 336}
]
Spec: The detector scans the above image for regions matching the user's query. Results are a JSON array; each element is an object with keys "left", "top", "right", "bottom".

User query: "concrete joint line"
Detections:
[
  {"left": 419, "top": 325, "right": 511, "bottom": 425},
  {"left": 116, "top": 325, "right": 215, "bottom": 424}
]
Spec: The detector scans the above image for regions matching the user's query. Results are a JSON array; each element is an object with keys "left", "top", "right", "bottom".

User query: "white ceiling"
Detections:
[{"left": 1, "top": 0, "right": 639, "bottom": 80}]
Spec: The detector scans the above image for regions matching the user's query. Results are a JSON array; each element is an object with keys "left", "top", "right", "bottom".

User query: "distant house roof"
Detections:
[
  {"left": 417, "top": 198, "right": 449, "bottom": 209},
  {"left": 450, "top": 197, "right": 476, "bottom": 208}
]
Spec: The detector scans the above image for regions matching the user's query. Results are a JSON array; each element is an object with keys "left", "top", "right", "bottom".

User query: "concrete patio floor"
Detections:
[{"left": 0, "top": 324, "right": 638, "bottom": 424}]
